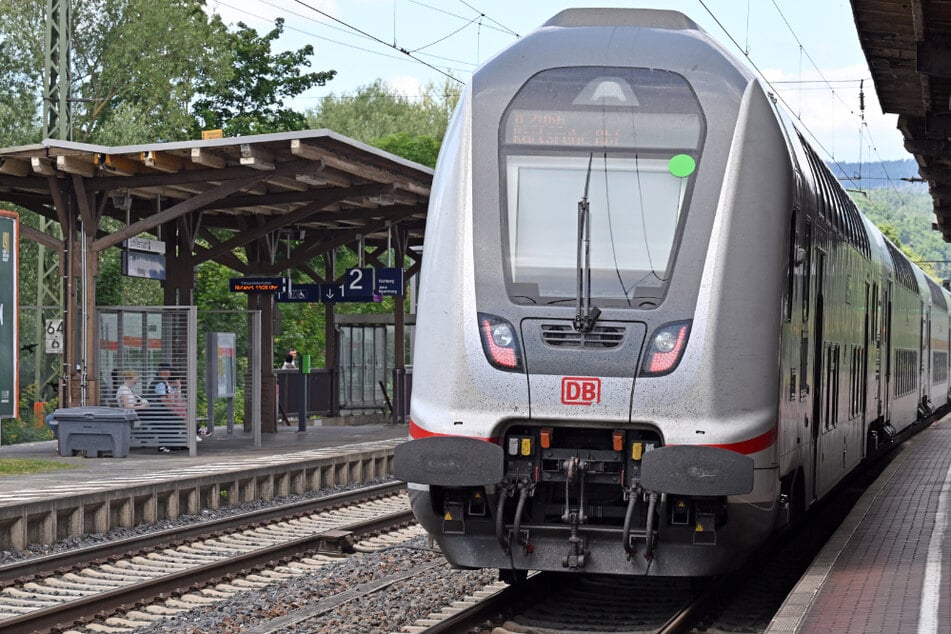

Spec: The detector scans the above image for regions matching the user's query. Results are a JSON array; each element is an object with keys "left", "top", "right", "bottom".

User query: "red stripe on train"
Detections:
[
  {"left": 408, "top": 419, "right": 494, "bottom": 442},
  {"left": 706, "top": 426, "right": 777, "bottom": 455},
  {"left": 410, "top": 419, "right": 776, "bottom": 455}
]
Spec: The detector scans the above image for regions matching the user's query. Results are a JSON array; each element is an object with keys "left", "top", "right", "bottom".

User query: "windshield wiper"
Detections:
[{"left": 574, "top": 153, "right": 601, "bottom": 333}]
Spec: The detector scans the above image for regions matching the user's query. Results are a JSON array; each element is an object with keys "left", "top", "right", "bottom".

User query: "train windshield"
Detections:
[{"left": 499, "top": 67, "right": 705, "bottom": 306}]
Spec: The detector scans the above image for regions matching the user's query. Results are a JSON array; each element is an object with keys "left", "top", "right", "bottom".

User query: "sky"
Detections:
[{"left": 204, "top": 0, "right": 907, "bottom": 165}]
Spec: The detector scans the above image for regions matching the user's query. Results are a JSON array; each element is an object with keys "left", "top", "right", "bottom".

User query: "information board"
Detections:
[
  {"left": 0, "top": 212, "right": 18, "bottom": 418},
  {"left": 229, "top": 277, "right": 286, "bottom": 293},
  {"left": 207, "top": 332, "right": 236, "bottom": 398},
  {"left": 374, "top": 268, "right": 405, "bottom": 296}
]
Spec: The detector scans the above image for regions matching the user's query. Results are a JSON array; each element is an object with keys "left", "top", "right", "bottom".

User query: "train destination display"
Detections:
[{"left": 504, "top": 110, "right": 700, "bottom": 148}]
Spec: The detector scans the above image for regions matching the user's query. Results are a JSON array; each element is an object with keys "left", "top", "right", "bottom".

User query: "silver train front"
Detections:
[{"left": 395, "top": 8, "right": 951, "bottom": 577}]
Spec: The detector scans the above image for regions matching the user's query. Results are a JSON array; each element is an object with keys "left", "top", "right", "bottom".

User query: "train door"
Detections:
[
  {"left": 921, "top": 303, "right": 931, "bottom": 412},
  {"left": 883, "top": 281, "right": 893, "bottom": 422},
  {"left": 862, "top": 282, "right": 871, "bottom": 426},
  {"left": 872, "top": 282, "right": 881, "bottom": 419},
  {"left": 810, "top": 249, "right": 826, "bottom": 502},
  {"left": 923, "top": 304, "right": 929, "bottom": 408}
]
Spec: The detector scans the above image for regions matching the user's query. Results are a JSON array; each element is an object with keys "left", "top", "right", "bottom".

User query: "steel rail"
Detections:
[
  {"left": 0, "top": 480, "right": 405, "bottom": 585},
  {"left": 0, "top": 507, "right": 415, "bottom": 634}
]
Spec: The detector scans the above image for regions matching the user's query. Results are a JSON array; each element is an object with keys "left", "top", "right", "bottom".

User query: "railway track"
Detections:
[
  {"left": 0, "top": 482, "right": 413, "bottom": 633},
  {"left": 397, "top": 572, "right": 712, "bottom": 634},
  {"left": 0, "top": 480, "right": 405, "bottom": 584}
]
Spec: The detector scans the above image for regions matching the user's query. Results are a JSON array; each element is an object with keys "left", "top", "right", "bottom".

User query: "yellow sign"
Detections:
[{"left": 201, "top": 129, "right": 224, "bottom": 140}]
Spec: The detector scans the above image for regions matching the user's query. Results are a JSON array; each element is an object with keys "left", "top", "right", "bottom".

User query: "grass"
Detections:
[{"left": 0, "top": 459, "right": 79, "bottom": 476}]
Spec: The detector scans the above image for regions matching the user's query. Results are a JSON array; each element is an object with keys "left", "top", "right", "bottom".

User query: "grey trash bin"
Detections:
[{"left": 53, "top": 407, "right": 139, "bottom": 458}]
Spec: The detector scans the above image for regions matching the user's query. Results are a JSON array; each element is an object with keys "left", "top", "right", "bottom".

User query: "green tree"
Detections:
[
  {"left": 0, "top": 0, "right": 234, "bottom": 145},
  {"left": 375, "top": 131, "right": 441, "bottom": 168},
  {"left": 0, "top": 0, "right": 43, "bottom": 145},
  {"left": 307, "top": 78, "right": 460, "bottom": 155},
  {"left": 853, "top": 188, "right": 950, "bottom": 280},
  {"left": 190, "top": 18, "right": 336, "bottom": 137},
  {"left": 70, "top": 0, "right": 233, "bottom": 143}
]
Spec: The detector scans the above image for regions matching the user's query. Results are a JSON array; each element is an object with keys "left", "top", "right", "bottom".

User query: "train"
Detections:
[{"left": 393, "top": 8, "right": 950, "bottom": 578}]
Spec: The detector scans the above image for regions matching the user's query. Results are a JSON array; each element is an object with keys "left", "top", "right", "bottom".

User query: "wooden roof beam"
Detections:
[
  {"left": 0, "top": 158, "right": 30, "bottom": 176},
  {"left": 191, "top": 183, "right": 395, "bottom": 265},
  {"left": 190, "top": 148, "right": 226, "bottom": 168},
  {"left": 142, "top": 151, "right": 185, "bottom": 173},
  {"left": 92, "top": 171, "right": 275, "bottom": 252},
  {"left": 87, "top": 158, "right": 322, "bottom": 191},
  {"left": 265, "top": 216, "right": 395, "bottom": 275},
  {"left": 240, "top": 144, "right": 275, "bottom": 171},
  {"left": 31, "top": 157, "right": 55, "bottom": 176},
  {"left": 57, "top": 155, "right": 95, "bottom": 178},
  {"left": 20, "top": 223, "right": 64, "bottom": 253},
  {"left": 291, "top": 139, "right": 430, "bottom": 196}
]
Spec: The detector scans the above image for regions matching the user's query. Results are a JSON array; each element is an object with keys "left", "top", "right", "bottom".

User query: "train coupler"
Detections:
[{"left": 562, "top": 513, "right": 587, "bottom": 569}]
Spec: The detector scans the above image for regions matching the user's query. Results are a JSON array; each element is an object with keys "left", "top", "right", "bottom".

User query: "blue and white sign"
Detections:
[
  {"left": 276, "top": 284, "right": 320, "bottom": 303},
  {"left": 374, "top": 268, "right": 404, "bottom": 296}
]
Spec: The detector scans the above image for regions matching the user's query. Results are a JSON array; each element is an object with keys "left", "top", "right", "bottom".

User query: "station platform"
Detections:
[
  {"left": 767, "top": 417, "right": 951, "bottom": 633},
  {"left": 0, "top": 419, "right": 408, "bottom": 551}
]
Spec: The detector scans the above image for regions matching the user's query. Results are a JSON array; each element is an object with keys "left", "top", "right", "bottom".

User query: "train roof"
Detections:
[
  {"left": 543, "top": 8, "right": 700, "bottom": 30},
  {"left": 474, "top": 8, "right": 755, "bottom": 100}
]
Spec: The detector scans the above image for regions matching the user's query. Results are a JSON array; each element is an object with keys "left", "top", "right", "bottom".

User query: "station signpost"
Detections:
[{"left": 0, "top": 211, "right": 17, "bottom": 423}]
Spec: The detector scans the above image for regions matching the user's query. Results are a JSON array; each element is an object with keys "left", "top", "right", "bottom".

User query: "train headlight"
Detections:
[
  {"left": 653, "top": 330, "right": 678, "bottom": 353},
  {"left": 491, "top": 323, "right": 514, "bottom": 347},
  {"left": 478, "top": 313, "right": 524, "bottom": 372},
  {"left": 641, "top": 320, "right": 691, "bottom": 377}
]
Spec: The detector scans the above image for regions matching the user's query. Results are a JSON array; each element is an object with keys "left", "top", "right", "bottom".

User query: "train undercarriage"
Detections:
[{"left": 399, "top": 424, "right": 776, "bottom": 576}]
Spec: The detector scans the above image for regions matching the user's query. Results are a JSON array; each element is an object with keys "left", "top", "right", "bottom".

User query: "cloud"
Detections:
[{"left": 762, "top": 64, "right": 904, "bottom": 161}]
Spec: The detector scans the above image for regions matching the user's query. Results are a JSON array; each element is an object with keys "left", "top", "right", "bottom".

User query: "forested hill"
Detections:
[
  {"left": 827, "top": 159, "right": 926, "bottom": 192},
  {"left": 832, "top": 159, "right": 951, "bottom": 281}
]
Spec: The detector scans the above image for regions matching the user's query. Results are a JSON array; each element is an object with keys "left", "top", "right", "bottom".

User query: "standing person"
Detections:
[
  {"left": 287, "top": 348, "right": 298, "bottom": 368},
  {"left": 281, "top": 353, "right": 296, "bottom": 369},
  {"left": 116, "top": 369, "right": 149, "bottom": 410}
]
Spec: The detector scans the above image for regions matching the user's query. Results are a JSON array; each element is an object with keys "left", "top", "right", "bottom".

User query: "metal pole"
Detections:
[{"left": 251, "top": 311, "right": 262, "bottom": 448}]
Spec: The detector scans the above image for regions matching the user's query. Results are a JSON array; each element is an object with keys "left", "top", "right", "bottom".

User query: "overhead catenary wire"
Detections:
[
  {"left": 767, "top": 0, "right": 903, "bottom": 197},
  {"left": 695, "top": 0, "right": 898, "bottom": 196},
  {"left": 212, "top": 0, "right": 478, "bottom": 82},
  {"left": 289, "top": 0, "right": 463, "bottom": 83}
]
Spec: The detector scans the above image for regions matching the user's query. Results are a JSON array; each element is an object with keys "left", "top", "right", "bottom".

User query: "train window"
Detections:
[
  {"left": 802, "top": 221, "right": 812, "bottom": 321},
  {"left": 499, "top": 67, "right": 704, "bottom": 305},
  {"left": 786, "top": 209, "right": 798, "bottom": 322},
  {"left": 800, "top": 334, "right": 809, "bottom": 400},
  {"left": 934, "top": 351, "right": 948, "bottom": 385}
]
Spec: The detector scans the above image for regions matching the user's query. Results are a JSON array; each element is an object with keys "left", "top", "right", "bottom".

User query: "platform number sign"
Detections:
[
  {"left": 0, "top": 211, "right": 17, "bottom": 419},
  {"left": 45, "top": 319, "right": 64, "bottom": 354},
  {"left": 320, "top": 268, "right": 377, "bottom": 303},
  {"left": 345, "top": 267, "right": 374, "bottom": 298}
]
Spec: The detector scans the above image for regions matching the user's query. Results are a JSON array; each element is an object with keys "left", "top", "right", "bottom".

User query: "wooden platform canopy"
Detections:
[
  {"left": 0, "top": 130, "right": 433, "bottom": 429},
  {"left": 852, "top": 0, "right": 951, "bottom": 240}
]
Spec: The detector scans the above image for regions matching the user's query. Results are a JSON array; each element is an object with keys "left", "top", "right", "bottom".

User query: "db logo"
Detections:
[{"left": 561, "top": 376, "right": 601, "bottom": 405}]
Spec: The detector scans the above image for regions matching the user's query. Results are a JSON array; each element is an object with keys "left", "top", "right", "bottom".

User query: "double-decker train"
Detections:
[{"left": 394, "top": 8, "right": 950, "bottom": 577}]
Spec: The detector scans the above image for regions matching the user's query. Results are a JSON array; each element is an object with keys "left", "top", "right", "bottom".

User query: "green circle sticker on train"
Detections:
[{"left": 669, "top": 154, "right": 696, "bottom": 178}]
